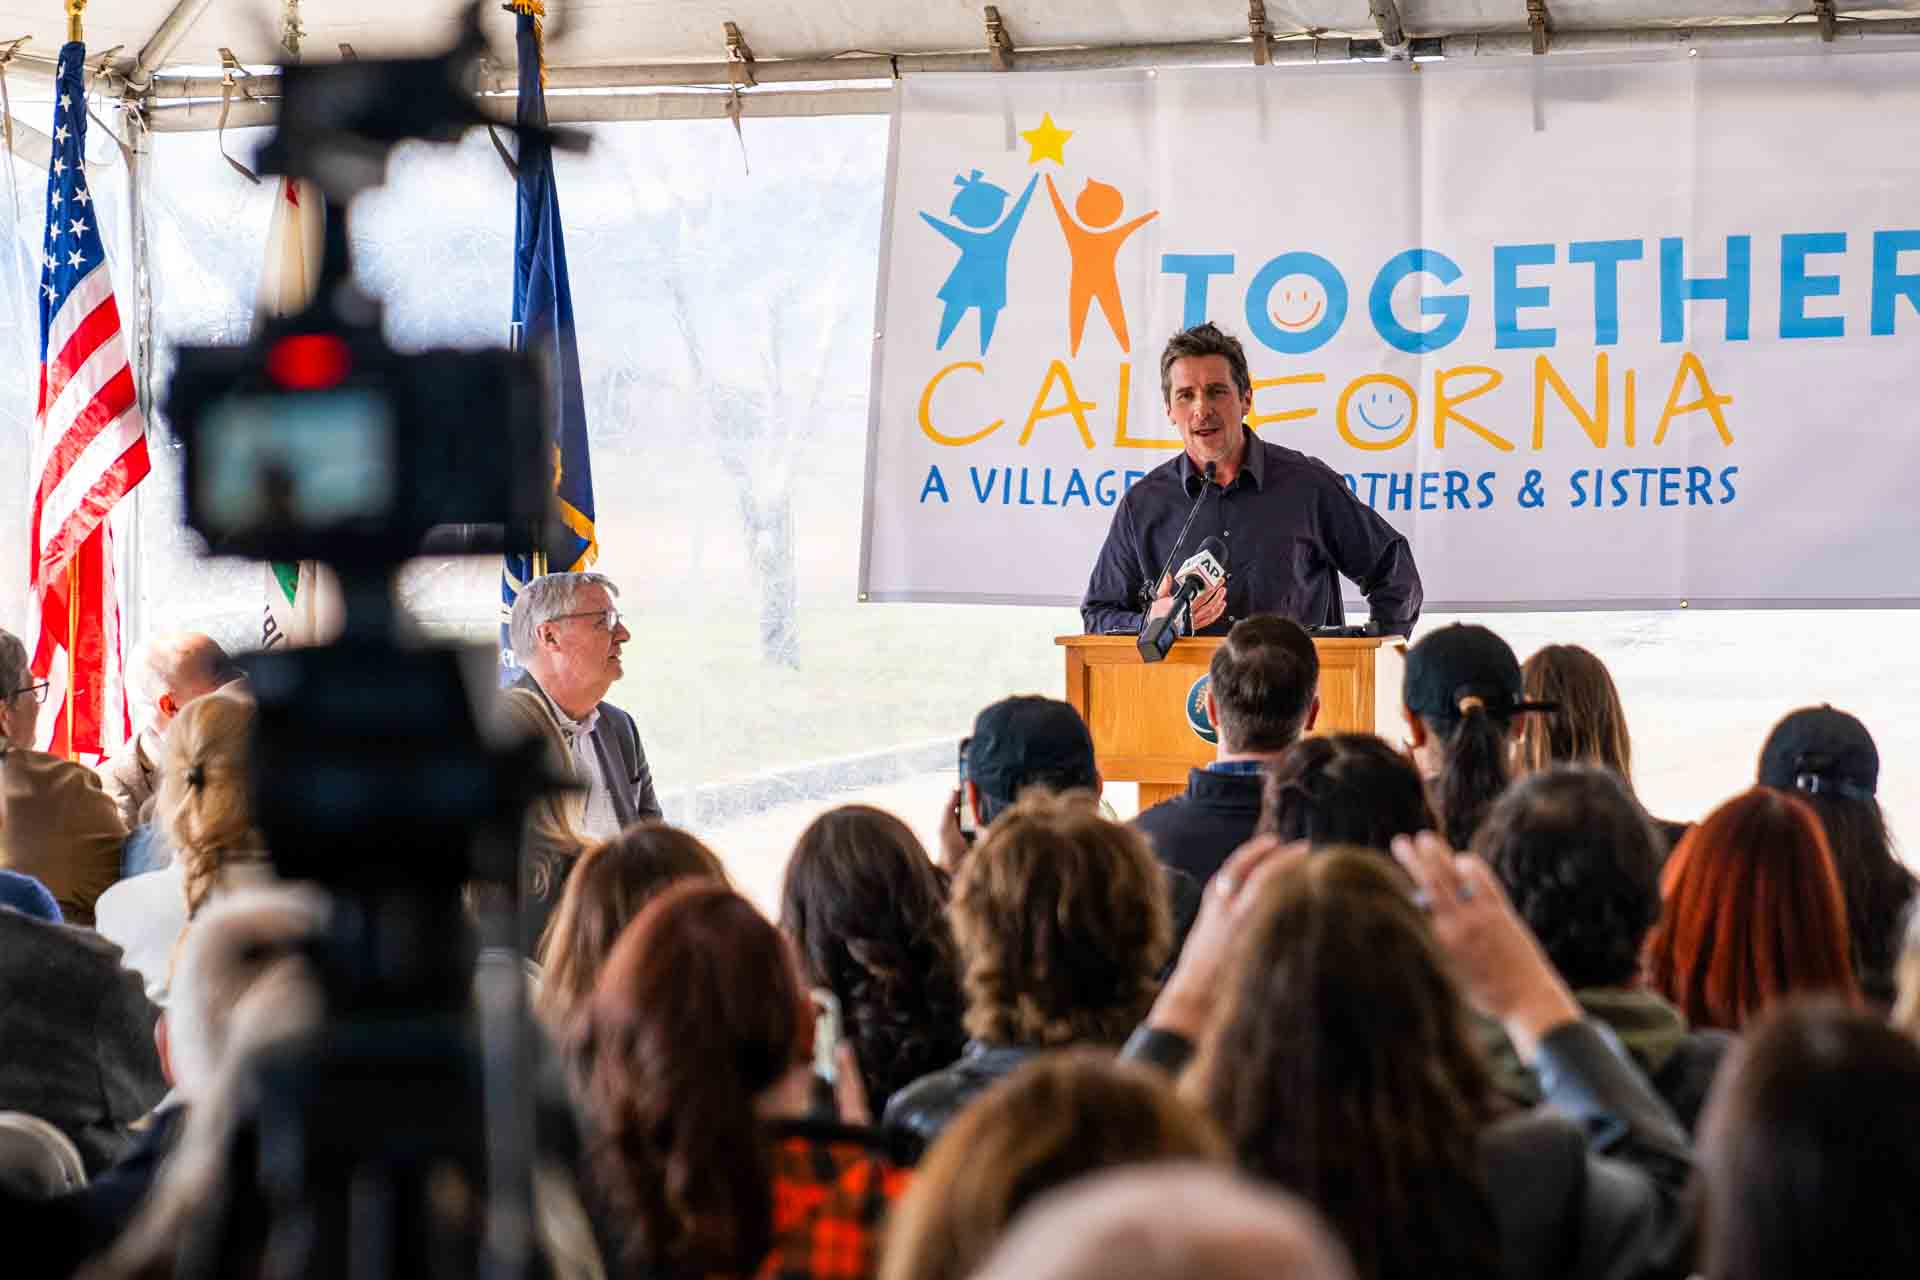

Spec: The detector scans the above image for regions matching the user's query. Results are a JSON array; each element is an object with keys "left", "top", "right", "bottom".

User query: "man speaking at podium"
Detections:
[{"left": 1081, "top": 323, "right": 1423, "bottom": 638}]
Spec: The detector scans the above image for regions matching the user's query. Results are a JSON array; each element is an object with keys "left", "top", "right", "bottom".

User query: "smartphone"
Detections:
[
  {"left": 956, "top": 736, "right": 978, "bottom": 845},
  {"left": 810, "top": 987, "right": 843, "bottom": 1086}
]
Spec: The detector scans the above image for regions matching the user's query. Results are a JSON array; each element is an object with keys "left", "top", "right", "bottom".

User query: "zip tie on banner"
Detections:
[
  {"left": 216, "top": 47, "right": 262, "bottom": 184},
  {"left": 725, "top": 22, "right": 753, "bottom": 174}
]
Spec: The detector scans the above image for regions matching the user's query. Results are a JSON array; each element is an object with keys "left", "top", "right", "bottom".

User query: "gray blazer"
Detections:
[
  {"left": 0, "top": 911, "right": 166, "bottom": 1174},
  {"left": 512, "top": 672, "right": 661, "bottom": 827}
]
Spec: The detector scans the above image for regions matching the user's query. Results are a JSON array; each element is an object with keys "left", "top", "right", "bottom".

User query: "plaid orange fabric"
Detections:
[{"left": 753, "top": 1127, "right": 911, "bottom": 1280}]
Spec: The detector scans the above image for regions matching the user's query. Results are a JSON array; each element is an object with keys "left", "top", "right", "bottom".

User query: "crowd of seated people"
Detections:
[{"left": 3, "top": 613, "right": 1920, "bottom": 1280}]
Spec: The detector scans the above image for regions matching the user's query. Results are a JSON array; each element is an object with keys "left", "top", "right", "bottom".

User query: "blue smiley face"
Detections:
[
  {"left": 1355, "top": 388, "right": 1407, "bottom": 433},
  {"left": 1268, "top": 283, "right": 1326, "bottom": 331}
]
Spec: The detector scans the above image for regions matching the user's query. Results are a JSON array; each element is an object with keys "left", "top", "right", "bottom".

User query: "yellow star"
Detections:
[{"left": 1020, "top": 113, "right": 1073, "bottom": 165}]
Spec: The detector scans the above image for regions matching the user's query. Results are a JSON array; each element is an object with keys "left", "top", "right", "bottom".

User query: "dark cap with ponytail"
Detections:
[
  {"left": 1404, "top": 624, "right": 1558, "bottom": 729},
  {"left": 1404, "top": 625, "right": 1557, "bottom": 845}
]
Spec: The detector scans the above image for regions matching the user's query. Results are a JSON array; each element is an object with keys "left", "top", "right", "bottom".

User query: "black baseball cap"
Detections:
[
  {"left": 967, "top": 696, "right": 1097, "bottom": 819},
  {"left": 1403, "top": 624, "right": 1557, "bottom": 723},
  {"left": 1759, "top": 705, "right": 1878, "bottom": 800}
]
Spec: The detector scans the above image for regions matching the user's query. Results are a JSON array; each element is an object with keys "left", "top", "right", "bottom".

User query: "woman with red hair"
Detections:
[
  {"left": 1642, "top": 787, "right": 1859, "bottom": 1031},
  {"left": 568, "top": 882, "right": 906, "bottom": 1279}
]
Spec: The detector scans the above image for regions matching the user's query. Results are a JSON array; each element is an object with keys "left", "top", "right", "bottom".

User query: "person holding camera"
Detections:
[{"left": 508, "top": 572, "right": 662, "bottom": 839}]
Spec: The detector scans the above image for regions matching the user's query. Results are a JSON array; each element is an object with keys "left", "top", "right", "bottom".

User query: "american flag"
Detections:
[{"left": 25, "top": 42, "right": 149, "bottom": 757}]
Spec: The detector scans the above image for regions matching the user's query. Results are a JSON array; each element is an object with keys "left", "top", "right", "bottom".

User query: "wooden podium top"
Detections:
[{"left": 1056, "top": 633, "right": 1391, "bottom": 656}]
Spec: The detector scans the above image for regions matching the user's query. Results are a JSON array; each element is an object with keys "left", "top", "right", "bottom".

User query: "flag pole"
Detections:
[
  {"left": 65, "top": 557, "right": 78, "bottom": 759},
  {"left": 64, "top": 0, "right": 84, "bottom": 760}
]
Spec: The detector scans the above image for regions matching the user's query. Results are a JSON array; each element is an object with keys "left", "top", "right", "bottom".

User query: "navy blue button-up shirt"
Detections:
[{"left": 1080, "top": 428, "right": 1423, "bottom": 635}]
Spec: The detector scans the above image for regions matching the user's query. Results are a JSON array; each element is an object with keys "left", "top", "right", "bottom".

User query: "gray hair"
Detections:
[
  {"left": 509, "top": 572, "right": 621, "bottom": 662},
  {"left": 0, "top": 627, "right": 28, "bottom": 702}
]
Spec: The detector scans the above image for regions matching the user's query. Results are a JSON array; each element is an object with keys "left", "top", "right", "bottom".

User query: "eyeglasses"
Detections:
[
  {"left": 547, "top": 607, "right": 624, "bottom": 633},
  {"left": 4, "top": 681, "right": 50, "bottom": 706}
]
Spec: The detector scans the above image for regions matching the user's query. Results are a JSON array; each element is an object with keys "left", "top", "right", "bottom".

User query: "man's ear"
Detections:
[
  {"left": 1204, "top": 691, "right": 1220, "bottom": 730},
  {"left": 155, "top": 1013, "right": 176, "bottom": 1089},
  {"left": 1401, "top": 704, "right": 1428, "bottom": 749},
  {"left": 1303, "top": 694, "right": 1321, "bottom": 734}
]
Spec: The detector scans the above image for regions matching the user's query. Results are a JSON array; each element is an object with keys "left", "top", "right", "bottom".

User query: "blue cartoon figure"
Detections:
[{"left": 921, "top": 169, "right": 1039, "bottom": 355}]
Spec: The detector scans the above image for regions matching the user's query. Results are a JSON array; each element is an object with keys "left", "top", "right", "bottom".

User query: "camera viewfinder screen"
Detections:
[{"left": 198, "top": 391, "right": 397, "bottom": 539}]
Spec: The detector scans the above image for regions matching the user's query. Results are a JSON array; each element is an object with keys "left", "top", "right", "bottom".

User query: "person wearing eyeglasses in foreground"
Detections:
[
  {"left": 508, "top": 572, "right": 662, "bottom": 840},
  {"left": 0, "top": 625, "right": 128, "bottom": 925}
]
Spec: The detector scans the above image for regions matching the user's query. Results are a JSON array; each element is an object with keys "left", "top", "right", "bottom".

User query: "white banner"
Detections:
[{"left": 860, "top": 52, "right": 1920, "bottom": 611}]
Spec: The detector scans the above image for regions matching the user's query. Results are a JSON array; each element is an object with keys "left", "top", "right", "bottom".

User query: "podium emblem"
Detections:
[{"left": 1185, "top": 676, "right": 1216, "bottom": 744}]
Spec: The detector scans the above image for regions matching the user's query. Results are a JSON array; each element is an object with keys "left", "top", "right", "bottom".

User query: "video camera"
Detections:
[{"left": 158, "top": 6, "right": 584, "bottom": 1277}]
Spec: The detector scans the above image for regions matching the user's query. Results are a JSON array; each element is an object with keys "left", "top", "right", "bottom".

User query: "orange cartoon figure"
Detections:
[{"left": 1044, "top": 174, "right": 1158, "bottom": 356}]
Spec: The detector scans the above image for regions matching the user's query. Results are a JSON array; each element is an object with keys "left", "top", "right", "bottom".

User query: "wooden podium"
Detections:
[{"left": 1058, "top": 634, "right": 1402, "bottom": 813}]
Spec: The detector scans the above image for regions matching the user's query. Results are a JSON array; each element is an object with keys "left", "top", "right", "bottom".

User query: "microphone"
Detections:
[
  {"left": 1137, "top": 535, "right": 1230, "bottom": 663},
  {"left": 1144, "top": 460, "right": 1218, "bottom": 619}
]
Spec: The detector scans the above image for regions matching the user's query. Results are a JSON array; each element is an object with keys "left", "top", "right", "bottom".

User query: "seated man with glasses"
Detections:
[
  {"left": 0, "top": 627, "right": 128, "bottom": 926},
  {"left": 507, "top": 572, "right": 662, "bottom": 841}
]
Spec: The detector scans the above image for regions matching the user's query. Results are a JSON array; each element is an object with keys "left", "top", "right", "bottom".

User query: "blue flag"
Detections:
[{"left": 500, "top": 7, "right": 597, "bottom": 684}]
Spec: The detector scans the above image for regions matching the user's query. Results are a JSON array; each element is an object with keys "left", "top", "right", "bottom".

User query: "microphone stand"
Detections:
[{"left": 1147, "top": 460, "right": 1216, "bottom": 635}]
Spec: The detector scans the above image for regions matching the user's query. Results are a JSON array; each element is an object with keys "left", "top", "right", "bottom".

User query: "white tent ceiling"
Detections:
[{"left": 3, "top": 2, "right": 1920, "bottom": 79}]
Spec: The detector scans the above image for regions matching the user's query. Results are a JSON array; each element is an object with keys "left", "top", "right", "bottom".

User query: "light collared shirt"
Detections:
[{"left": 526, "top": 683, "right": 622, "bottom": 841}]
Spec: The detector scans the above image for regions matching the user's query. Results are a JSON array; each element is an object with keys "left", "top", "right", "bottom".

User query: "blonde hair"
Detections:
[
  {"left": 949, "top": 792, "right": 1170, "bottom": 1047},
  {"left": 1516, "top": 645, "right": 1634, "bottom": 786},
  {"left": 881, "top": 1052, "right": 1225, "bottom": 1280},
  {"left": 155, "top": 688, "right": 269, "bottom": 920},
  {"left": 500, "top": 687, "right": 591, "bottom": 903}
]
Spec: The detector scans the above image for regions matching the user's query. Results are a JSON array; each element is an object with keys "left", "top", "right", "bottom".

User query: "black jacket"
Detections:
[
  {"left": 1132, "top": 767, "right": 1264, "bottom": 890},
  {"left": 881, "top": 1041, "right": 1038, "bottom": 1164}
]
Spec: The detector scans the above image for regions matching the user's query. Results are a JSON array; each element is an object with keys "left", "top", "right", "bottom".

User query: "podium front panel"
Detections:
[{"left": 1059, "top": 635, "right": 1397, "bottom": 813}]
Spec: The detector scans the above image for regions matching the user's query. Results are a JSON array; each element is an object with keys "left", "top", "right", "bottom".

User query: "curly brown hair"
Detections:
[
  {"left": 1195, "top": 851, "right": 1504, "bottom": 1280},
  {"left": 534, "top": 821, "right": 727, "bottom": 1028},
  {"left": 949, "top": 792, "right": 1170, "bottom": 1048},
  {"left": 567, "top": 883, "right": 804, "bottom": 1276},
  {"left": 781, "top": 805, "right": 967, "bottom": 1116},
  {"left": 879, "top": 1051, "right": 1225, "bottom": 1280}
]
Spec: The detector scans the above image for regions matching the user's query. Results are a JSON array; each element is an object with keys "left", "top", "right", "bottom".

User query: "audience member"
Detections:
[
  {"left": 500, "top": 686, "right": 592, "bottom": 954},
  {"left": 94, "top": 689, "right": 272, "bottom": 1002},
  {"left": 971, "top": 1164, "right": 1356, "bottom": 1280},
  {"left": 54, "top": 887, "right": 327, "bottom": 1271},
  {"left": 1131, "top": 836, "right": 1693, "bottom": 1280},
  {"left": 509, "top": 571, "right": 662, "bottom": 839},
  {"left": 781, "top": 805, "right": 967, "bottom": 1118},
  {"left": 0, "top": 868, "right": 62, "bottom": 923},
  {"left": 879, "top": 1052, "right": 1224, "bottom": 1280},
  {"left": 101, "top": 634, "right": 243, "bottom": 831},
  {"left": 1133, "top": 616, "right": 1319, "bottom": 889},
  {"left": 1643, "top": 787, "right": 1860, "bottom": 1031},
  {"left": 0, "top": 892, "right": 164, "bottom": 1174},
  {"left": 1257, "top": 733, "right": 1435, "bottom": 852},
  {"left": 1758, "top": 705, "right": 1918, "bottom": 1010},
  {"left": 0, "top": 626, "right": 128, "bottom": 926},
  {"left": 534, "top": 821, "right": 727, "bottom": 1029},
  {"left": 947, "top": 695, "right": 1201, "bottom": 957},
  {"left": 1475, "top": 766, "right": 1730, "bottom": 1129},
  {"left": 885, "top": 793, "right": 1171, "bottom": 1155},
  {"left": 1697, "top": 1001, "right": 1920, "bottom": 1280},
  {"left": 568, "top": 883, "right": 904, "bottom": 1278},
  {"left": 1401, "top": 624, "right": 1550, "bottom": 847},
  {"left": 1516, "top": 644, "right": 1688, "bottom": 850}
]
